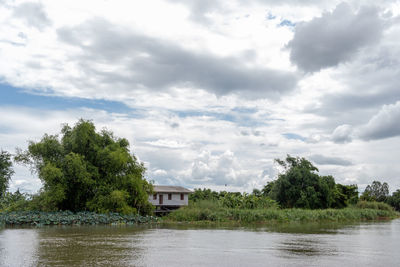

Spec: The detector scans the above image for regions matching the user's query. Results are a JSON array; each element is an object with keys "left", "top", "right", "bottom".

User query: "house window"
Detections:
[
  {"left": 168, "top": 193, "right": 172, "bottom": 200},
  {"left": 180, "top": 193, "right": 184, "bottom": 200},
  {"left": 153, "top": 194, "right": 157, "bottom": 200}
]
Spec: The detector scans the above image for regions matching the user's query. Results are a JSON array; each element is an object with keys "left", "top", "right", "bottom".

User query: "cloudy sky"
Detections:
[{"left": 1, "top": 0, "right": 400, "bottom": 194}]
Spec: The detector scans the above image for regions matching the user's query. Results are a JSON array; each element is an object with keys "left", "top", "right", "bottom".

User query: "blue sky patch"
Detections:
[
  {"left": 267, "top": 13, "right": 276, "bottom": 20},
  {"left": 282, "top": 133, "right": 305, "bottom": 141},
  {"left": 278, "top": 19, "right": 296, "bottom": 27},
  {"left": 176, "top": 109, "right": 266, "bottom": 127},
  {"left": 0, "top": 83, "right": 131, "bottom": 113}
]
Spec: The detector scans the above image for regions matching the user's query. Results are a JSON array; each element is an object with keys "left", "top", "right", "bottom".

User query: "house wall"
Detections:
[{"left": 148, "top": 193, "right": 189, "bottom": 206}]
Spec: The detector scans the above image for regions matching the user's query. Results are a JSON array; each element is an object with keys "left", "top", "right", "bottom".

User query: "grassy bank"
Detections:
[
  {"left": 0, "top": 211, "right": 159, "bottom": 226},
  {"left": 165, "top": 200, "right": 399, "bottom": 224}
]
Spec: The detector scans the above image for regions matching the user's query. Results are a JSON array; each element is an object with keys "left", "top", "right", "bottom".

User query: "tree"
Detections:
[
  {"left": 386, "top": 189, "right": 400, "bottom": 211},
  {"left": 15, "top": 119, "right": 153, "bottom": 214},
  {"left": 252, "top": 188, "right": 262, "bottom": 197},
  {"left": 361, "top": 181, "right": 389, "bottom": 202},
  {"left": 0, "top": 190, "right": 29, "bottom": 211},
  {"left": 332, "top": 184, "right": 359, "bottom": 208},
  {"left": 0, "top": 150, "right": 14, "bottom": 198},
  {"left": 189, "top": 188, "right": 219, "bottom": 202},
  {"left": 261, "top": 181, "right": 276, "bottom": 197},
  {"left": 270, "top": 155, "right": 336, "bottom": 209}
]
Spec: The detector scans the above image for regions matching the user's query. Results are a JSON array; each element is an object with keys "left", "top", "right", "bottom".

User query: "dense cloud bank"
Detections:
[{"left": 1, "top": 0, "right": 400, "bottom": 193}]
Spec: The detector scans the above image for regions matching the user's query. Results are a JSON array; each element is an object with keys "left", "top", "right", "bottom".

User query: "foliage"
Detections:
[
  {"left": 166, "top": 200, "right": 398, "bottom": 223},
  {"left": 189, "top": 188, "right": 220, "bottom": 202},
  {"left": 0, "top": 211, "right": 159, "bottom": 226},
  {"left": 386, "top": 190, "right": 400, "bottom": 211},
  {"left": 15, "top": 119, "right": 153, "bottom": 215},
  {"left": 219, "top": 193, "right": 279, "bottom": 209},
  {"left": 0, "top": 150, "right": 14, "bottom": 198},
  {"left": 0, "top": 190, "right": 30, "bottom": 211},
  {"left": 331, "top": 184, "right": 359, "bottom": 208},
  {"left": 189, "top": 188, "right": 278, "bottom": 209},
  {"left": 271, "top": 155, "right": 337, "bottom": 209},
  {"left": 261, "top": 181, "right": 276, "bottom": 198},
  {"left": 356, "top": 201, "right": 393, "bottom": 211},
  {"left": 361, "top": 181, "right": 389, "bottom": 202},
  {"left": 252, "top": 188, "right": 262, "bottom": 197}
]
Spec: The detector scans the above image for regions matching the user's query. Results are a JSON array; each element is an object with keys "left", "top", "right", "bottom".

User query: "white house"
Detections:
[{"left": 149, "top": 185, "right": 192, "bottom": 213}]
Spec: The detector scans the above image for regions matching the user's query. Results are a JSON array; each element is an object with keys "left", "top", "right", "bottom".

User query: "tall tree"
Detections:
[
  {"left": 361, "top": 181, "right": 389, "bottom": 202},
  {"left": 332, "top": 184, "right": 359, "bottom": 208},
  {"left": 387, "top": 189, "right": 400, "bottom": 211},
  {"left": 0, "top": 150, "right": 14, "bottom": 198},
  {"left": 271, "top": 155, "right": 336, "bottom": 209},
  {"left": 15, "top": 119, "right": 153, "bottom": 214}
]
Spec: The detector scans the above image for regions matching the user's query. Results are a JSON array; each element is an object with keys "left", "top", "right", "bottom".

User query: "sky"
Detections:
[{"left": 1, "top": 0, "right": 400, "bottom": 194}]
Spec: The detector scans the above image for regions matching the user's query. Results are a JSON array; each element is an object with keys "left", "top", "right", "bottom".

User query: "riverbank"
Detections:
[
  {"left": 0, "top": 211, "right": 159, "bottom": 226},
  {"left": 164, "top": 201, "right": 399, "bottom": 224},
  {"left": 1, "top": 203, "right": 398, "bottom": 227}
]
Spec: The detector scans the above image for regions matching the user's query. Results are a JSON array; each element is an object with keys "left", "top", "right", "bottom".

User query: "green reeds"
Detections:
[{"left": 166, "top": 200, "right": 399, "bottom": 224}]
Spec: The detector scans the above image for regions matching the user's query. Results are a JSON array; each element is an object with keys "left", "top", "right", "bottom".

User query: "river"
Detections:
[{"left": 0, "top": 219, "right": 399, "bottom": 266}]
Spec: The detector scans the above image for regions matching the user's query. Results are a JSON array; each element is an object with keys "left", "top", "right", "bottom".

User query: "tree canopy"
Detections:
[
  {"left": 267, "top": 155, "right": 358, "bottom": 209},
  {"left": 15, "top": 119, "right": 153, "bottom": 214},
  {"left": 361, "top": 181, "right": 389, "bottom": 202},
  {"left": 0, "top": 150, "right": 14, "bottom": 198},
  {"left": 387, "top": 189, "right": 400, "bottom": 211}
]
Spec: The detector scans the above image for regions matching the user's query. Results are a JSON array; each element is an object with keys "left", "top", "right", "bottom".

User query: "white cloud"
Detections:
[
  {"left": 13, "top": 2, "right": 51, "bottom": 30},
  {"left": 1, "top": 0, "right": 400, "bottom": 193},
  {"left": 288, "top": 3, "right": 385, "bottom": 72},
  {"left": 360, "top": 101, "right": 400, "bottom": 140},
  {"left": 331, "top": 124, "right": 353, "bottom": 143}
]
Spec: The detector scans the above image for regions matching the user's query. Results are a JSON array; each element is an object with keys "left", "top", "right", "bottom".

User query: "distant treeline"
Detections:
[
  {"left": 1, "top": 119, "right": 400, "bottom": 217},
  {"left": 190, "top": 155, "right": 400, "bottom": 212},
  {"left": 169, "top": 156, "right": 400, "bottom": 223}
]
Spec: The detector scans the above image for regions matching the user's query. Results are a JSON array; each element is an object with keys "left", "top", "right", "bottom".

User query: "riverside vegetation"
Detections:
[
  {"left": 0, "top": 211, "right": 158, "bottom": 226},
  {"left": 166, "top": 156, "right": 400, "bottom": 224},
  {"left": 0, "top": 120, "right": 399, "bottom": 226},
  {"left": 0, "top": 120, "right": 156, "bottom": 225},
  {"left": 166, "top": 198, "right": 397, "bottom": 224}
]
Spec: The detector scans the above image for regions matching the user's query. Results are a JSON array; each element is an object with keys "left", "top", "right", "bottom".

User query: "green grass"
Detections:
[
  {"left": 356, "top": 200, "right": 394, "bottom": 211},
  {"left": 165, "top": 200, "right": 399, "bottom": 224}
]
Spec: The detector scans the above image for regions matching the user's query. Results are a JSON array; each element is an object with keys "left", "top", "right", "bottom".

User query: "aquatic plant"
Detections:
[{"left": 0, "top": 211, "right": 159, "bottom": 226}]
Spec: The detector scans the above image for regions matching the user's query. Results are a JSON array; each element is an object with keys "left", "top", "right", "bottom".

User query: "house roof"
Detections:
[{"left": 153, "top": 185, "right": 192, "bottom": 193}]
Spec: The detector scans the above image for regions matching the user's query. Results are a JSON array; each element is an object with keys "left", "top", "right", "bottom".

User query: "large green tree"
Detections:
[
  {"left": 0, "top": 150, "right": 14, "bottom": 198},
  {"left": 360, "top": 181, "right": 389, "bottom": 202},
  {"left": 271, "top": 155, "right": 336, "bottom": 209},
  {"left": 16, "top": 119, "right": 153, "bottom": 214},
  {"left": 387, "top": 189, "right": 400, "bottom": 211},
  {"left": 331, "top": 184, "right": 359, "bottom": 208}
]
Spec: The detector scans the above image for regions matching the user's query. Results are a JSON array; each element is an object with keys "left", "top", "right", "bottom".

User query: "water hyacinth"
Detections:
[{"left": 0, "top": 211, "right": 159, "bottom": 226}]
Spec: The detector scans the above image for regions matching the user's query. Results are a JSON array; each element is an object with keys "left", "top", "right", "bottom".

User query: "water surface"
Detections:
[{"left": 1, "top": 220, "right": 399, "bottom": 266}]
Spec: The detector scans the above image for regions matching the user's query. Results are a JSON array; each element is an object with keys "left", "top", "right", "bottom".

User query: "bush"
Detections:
[
  {"left": 0, "top": 190, "right": 30, "bottom": 212},
  {"left": 219, "top": 194, "right": 279, "bottom": 209},
  {"left": 356, "top": 201, "right": 393, "bottom": 211},
  {"left": 386, "top": 190, "right": 400, "bottom": 211}
]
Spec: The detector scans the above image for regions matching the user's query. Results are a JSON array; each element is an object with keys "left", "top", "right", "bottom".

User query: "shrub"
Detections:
[{"left": 356, "top": 201, "right": 393, "bottom": 211}]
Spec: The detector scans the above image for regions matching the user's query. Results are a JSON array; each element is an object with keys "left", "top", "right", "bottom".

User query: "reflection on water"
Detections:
[
  {"left": 0, "top": 229, "right": 39, "bottom": 266},
  {"left": 0, "top": 220, "right": 399, "bottom": 266},
  {"left": 36, "top": 226, "right": 147, "bottom": 266},
  {"left": 279, "top": 237, "right": 335, "bottom": 257}
]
